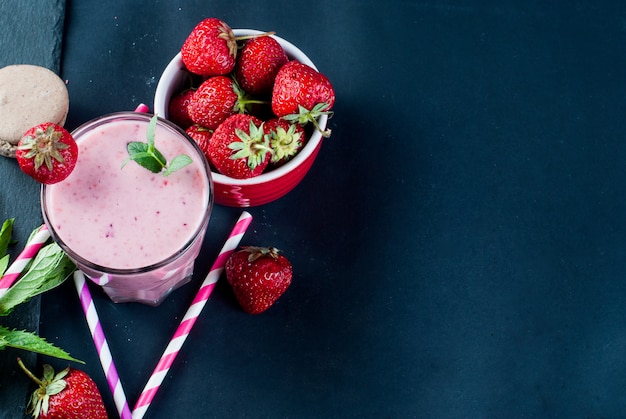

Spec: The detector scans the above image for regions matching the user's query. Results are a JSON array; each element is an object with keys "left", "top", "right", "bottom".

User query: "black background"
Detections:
[{"left": 3, "top": 0, "right": 626, "bottom": 417}]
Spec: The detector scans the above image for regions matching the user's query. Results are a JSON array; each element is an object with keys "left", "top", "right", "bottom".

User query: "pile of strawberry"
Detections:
[{"left": 168, "top": 17, "right": 335, "bottom": 179}]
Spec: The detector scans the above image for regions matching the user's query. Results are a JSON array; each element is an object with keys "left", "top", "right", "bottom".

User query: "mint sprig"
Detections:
[
  {"left": 0, "top": 218, "right": 14, "bottom": 276},
  {"left": 0, "top": 242, "right": 76, "bottom": 316},
  {"left": 0, "top": 222, "right": 81, "bottom": 362},
  {"left": 0, "top": 326, "right": 81, "bottom": 363},
  {"left": 0, "top": 218, "right": 14, "bottom": 256},
  {"left": 122, "top": 114, "right": 192, "bottom": 176}
]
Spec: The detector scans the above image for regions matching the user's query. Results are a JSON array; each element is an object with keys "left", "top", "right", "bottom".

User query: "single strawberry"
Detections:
[
  {"left": 186, "top": 76, "right": 238, "bottom": 130},
  {"left": 16, "top": 123, "right": 78, "bottom": 184},
  {"left": 235, "top": 36, "right": 288, "bottom": 96},
  {"left": 181, "top": 17, "right": 238, "bottom": 76},
  {"left": 17, "top": 358, "right": 107, "bottom": 419},
  {"left": 185, "top": 124, "right": 212, "bottom": 160},
  {"left": 168, "top": 88, "right": 195, "bottom": 129},
  {"left": 271, "top": 60, "right": 335, "bottom": 137},
  {"left": 225, "top": 246, "right": 293, "bottom": 314},
  {"left": 264, "top": 118, "right": 306, "bottom": 166},
  {"left": 187, "top": 76, "right": 263, "bottom": 130},
  {"left": 207, "top": 114, "right": 271, "bottom": 179}
]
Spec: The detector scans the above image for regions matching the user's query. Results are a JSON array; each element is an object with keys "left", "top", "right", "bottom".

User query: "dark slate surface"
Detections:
[
  {"left": 0, "top": 0, "right": 64, "bottom": 70},
  {"left": 0, "top": 1, "right": 65, "bottom": 418},
  {"left": 0, "top": 0, "right": 624, "bottom": 418}
]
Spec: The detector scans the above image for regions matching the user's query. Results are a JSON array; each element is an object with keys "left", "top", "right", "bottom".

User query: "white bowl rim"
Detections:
[{"left": 154, "top": 29, "right": 328, "bottom": 186}]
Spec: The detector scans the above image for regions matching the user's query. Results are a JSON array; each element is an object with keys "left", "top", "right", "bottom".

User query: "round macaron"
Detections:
[{"left": 0, "top": 64, "right": 69, "bottom": 158}]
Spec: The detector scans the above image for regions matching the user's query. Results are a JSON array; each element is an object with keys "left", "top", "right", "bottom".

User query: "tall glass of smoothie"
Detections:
[{"left": 41, "top": 112, "right": 213, "bottom": 305}]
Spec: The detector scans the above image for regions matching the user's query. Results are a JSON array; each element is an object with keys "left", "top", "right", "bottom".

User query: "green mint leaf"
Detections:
[
  {"left": 127, "top": 140, "right": 167, "bottom": 168},
  {"left": 163, "top": 154, "right": 193, "bottom": 176},
  {"left": 146, "top": 112, "right": 157, "bottom": 147},
  {"left": 17, "top": 225, "right": 50, "bottom": 274},
  {"left": 122, "top": 115, "right": 192, "bottom": 176},
  {"left": 0, "top": 243, "right": 75, "bottom": 316},
  {"left": 151, "top": 147, "right": 167, "bottom": 168},
  {"left": 0, "top": 254, "right": 8, "bottom": 277},
  {"left": 121, "top": 142, "right": 145, "bottom": 169},
  {"left": 25, "top": 225, "right": 45, "bottom": 245},
  {"left": 0, "top": 218, "right": 14, "bottom": 257},
  {"left": 131, "top": 154, "right": 164, "bottom": 173},
  {"left": 127, "top": 141, "right": 150, "bottom": 155},
  {"left": 0, "top": 326, "right": 83, "bottom": 363},
  {"left": 125, "top": 142, "right": 164, "bottom": 173}
]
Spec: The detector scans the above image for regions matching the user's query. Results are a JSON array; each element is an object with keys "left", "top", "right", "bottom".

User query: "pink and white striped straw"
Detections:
[
  {"left": 74, "top": 270, "right": 132, "bottom": 419},
  {"left": 0, "top": 224, "right": 50, "bottom": 298},
  {"left": 132, "top": 211, "right": 253, "bottom": 419},
  {"left": 134, "top": 103, "right": 150, "bottom": 113}
]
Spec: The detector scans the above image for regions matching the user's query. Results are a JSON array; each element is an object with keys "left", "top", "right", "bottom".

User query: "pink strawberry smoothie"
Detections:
[{"left": 42, "top": 113, "right": 212, "bottom": 304}]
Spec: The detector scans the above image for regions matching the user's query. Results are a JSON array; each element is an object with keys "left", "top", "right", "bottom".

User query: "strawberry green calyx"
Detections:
[
  {"left": 269, "top": 124, "right": 303, "bottom": 163},
  {"left": 228, "top": 121, "right": 272, "bottom": 170},
  {"left": 17, "top": 358, "right": 69, "bottom": 418},
  {"left": 231, "top": 77, "right": 269, "bottom": 114},
  {"left": 281, "top": 103, "right": 333, "bottom": 138},
  {"left": 18, "top": 125, "right": 70, "bottom": 171},
  {"left": 241, "top": 246, "right": 282, "bottom": 262}
]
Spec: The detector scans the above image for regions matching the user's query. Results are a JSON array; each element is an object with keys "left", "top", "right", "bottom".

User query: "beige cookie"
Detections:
[{"left": 0, "top": 64, "right": 69, "bottom": 158}]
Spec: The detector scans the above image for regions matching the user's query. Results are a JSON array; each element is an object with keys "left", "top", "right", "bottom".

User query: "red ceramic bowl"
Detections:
[{"left": 154, "top": 29, "right": 328, "bottom": 207}]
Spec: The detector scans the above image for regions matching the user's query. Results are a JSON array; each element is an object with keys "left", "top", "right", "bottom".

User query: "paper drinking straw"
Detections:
[
  {"left": 74, "top": 270, "right": 132, "bottom": 419},
  {"left": 0, "top": 224, "right": 50, "bottom": 298},
  {"left": 132, "top": 211, "right": 253, "bottom": 419},
  {"left": 134, "top": 103, "right": 150, "bottom": 113}
]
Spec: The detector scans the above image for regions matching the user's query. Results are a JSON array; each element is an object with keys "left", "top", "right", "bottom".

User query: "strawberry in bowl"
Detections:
[{"left": 154, "top": 21, "right": 334, "bottom": 207}]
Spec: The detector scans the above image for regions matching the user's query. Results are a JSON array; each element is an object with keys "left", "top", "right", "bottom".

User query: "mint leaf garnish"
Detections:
[
  {"left": 0, "top": 220, "right": 79, "bottom": 362},
  {"left": 0, "top": 242, "right": 75, "bottom": 316},
  {"left": 0, "top": 255, "right": 9, "bottom": 278},
  {"left": 164, "top": 154, "right": 193, "bottom": 176},
  {"left": 122, "top": 114, "right": 192, "bottom": 176},
  {"left": 1, "top": 219, "right": 15, "bottom": 276},
  {"left": 125, "top": 142, "right": 165, "bottom": 173},
  {"left": 0, "top": 326, "right": 82, "bottom": 363},
  {"left": 0, "top": 218, "right": 14, "bottom": 258}
]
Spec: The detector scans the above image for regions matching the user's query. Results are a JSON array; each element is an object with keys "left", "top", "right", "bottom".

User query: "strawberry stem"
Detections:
[
  {"left": 308, "top": 114, "right": 332, "bottom": 138},
  {"left": 16, "top": 357, "right": 44, "bottom": 387},
  {"left": 231, "top": 76, "right": 270, "bottom": 113},
  {"left": 235, "top": 97, "right": 270, "bottom": 113},
  {"left": 234, "top": 31, "right": 276, "bottom": 42}
]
